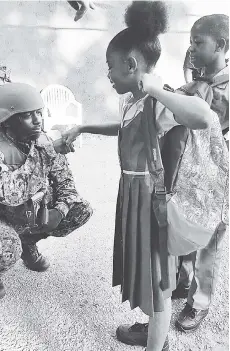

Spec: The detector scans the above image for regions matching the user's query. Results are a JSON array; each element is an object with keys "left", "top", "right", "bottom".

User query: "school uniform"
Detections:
[
  {"left": 112, "top": 90, "right": 228, "bottom": 316},
  {"left": 112, "top": 95, "right": 178, "bottom": 317},
  {"left": 178, "top": 66, "right": 229, "bottom": 310}
]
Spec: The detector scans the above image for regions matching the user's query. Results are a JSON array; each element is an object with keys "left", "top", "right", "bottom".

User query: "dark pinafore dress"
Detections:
[{"left": 112, "top": 95, "right": 177, "bottom": 317}]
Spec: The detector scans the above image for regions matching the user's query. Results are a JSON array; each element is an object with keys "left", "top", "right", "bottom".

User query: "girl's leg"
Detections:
[{"left": 146, "top": 297, "right": 171, "bottom": 351}]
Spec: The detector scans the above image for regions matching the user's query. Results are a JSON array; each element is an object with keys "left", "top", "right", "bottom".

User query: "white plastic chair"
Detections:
[{"left": 41, "top": 84, "right": 83, "bottom": 147}]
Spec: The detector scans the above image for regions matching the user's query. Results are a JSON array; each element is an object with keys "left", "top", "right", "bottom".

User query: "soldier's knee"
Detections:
[
  {"left": 0, "top": 223, "right": 22, "bottom": 273},
  {"left": 68, "top": 200, "right": 93, "bottom": 229},
  {"left": 48, "top": 200, "right": 93, "bottom": 238}
]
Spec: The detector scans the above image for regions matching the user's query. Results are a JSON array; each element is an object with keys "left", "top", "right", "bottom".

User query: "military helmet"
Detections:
[{"left": 0, "top": 83, "right": 44, "bottom": 123}]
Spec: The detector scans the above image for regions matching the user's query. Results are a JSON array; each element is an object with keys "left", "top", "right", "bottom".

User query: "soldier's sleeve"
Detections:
[{"left": 48, "top": 153, "right": 81, "bottom": 217}]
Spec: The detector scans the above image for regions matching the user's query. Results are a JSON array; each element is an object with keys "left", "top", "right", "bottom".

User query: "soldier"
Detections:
[{"left": 0, "top": 82, "right": 92, "bottom": 299}]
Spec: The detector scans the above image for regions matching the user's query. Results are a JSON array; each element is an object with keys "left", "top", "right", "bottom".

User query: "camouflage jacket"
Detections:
[{"left": 0, "top": 130, "right": 80, "bottom": 218}]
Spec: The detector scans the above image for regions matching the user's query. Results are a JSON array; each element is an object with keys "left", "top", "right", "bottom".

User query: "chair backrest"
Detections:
[
  {"left": 41, "top": 84, "right": 82, "bottom": 131},
  {"left": 41, "top": 84, "right": 79, "bottom": 113}
]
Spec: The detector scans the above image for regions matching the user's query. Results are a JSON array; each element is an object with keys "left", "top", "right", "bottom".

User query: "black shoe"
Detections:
[
  {"left": 116, "top": 322, "right": 148, "bottom": 346},
  {"left": 175, "top": 303, "right": 209, "bottom": 333},
  {"left": 171, "top": 283, "right": 190, "bottom": 300},
  {"left": 116, "top": 322, "right": 169, "bottom": 349},
  {"left": 21, "top": 243, "right": 50, "bottom": 272},
  {"left": 0, "top": 279, "right": 6, "bottom": 299}
]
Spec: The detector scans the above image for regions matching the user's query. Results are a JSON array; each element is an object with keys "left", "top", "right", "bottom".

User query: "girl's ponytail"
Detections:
[
  {"left": 125, "top": 1, "right": 168, "bottom": 39},
  {"left": 107, "top": 1, "right": 169, "bottom": 68}
]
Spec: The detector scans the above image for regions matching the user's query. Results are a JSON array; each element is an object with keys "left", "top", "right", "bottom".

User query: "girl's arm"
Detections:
[
  {"left": 142, "top": 74, "right": 212, "bottom": 130},
  {"left": 63, "top": 122, "right": 120, "bottom": 144},
  {"left": 80, "top": 122, "right": 120, "bottom": 135}
]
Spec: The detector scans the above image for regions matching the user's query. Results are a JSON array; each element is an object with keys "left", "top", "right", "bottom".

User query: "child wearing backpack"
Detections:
[
  {"left": 58, "top": 3, "right": 228, "bottom": 351},
  {"left": 91, "top": 12, "right": 228, "bottom": 346},
  {"left": 171, "top": 13, "right": 229, "bottom": 333}
]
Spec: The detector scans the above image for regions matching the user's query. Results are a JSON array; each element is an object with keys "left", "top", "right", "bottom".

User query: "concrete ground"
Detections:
[{"left": 0, "top": 136, "right": 229, "bottom": 351}]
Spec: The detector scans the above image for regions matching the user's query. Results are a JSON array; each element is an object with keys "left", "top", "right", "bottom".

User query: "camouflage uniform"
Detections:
[{"left": 0, "top": 130, "right": 92, "bottom": 274}]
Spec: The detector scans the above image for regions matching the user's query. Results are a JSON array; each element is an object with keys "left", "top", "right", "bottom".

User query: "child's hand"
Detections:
[
  {"left": 53, "top": 138, "right": 75, "bottom": 154},
  {"left": 140, "top": 73, "right": 164, "bottom": 96},
  {"left": 51, "top": 124, "right": 81, "bottom": 147},
  {"left": 62, "top": 125, "right": 82, "bottom": 145}
]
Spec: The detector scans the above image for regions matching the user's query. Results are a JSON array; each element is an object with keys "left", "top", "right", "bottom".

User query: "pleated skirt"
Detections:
[{"left": 112, "top": 173, "right": 177, "bottom": 316}]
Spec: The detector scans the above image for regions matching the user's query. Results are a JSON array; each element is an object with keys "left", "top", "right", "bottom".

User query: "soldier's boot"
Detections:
[{"left": 21, "top": 243, "right": 50, "bottom": 272}]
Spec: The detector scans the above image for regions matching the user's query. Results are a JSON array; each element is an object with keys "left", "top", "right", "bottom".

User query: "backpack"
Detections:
[
  {"left": 162, "top": 74, "right": 229, "bottom": 193},
  {"left": 143, "top": 76, "right": 229, "bottom": 261}
]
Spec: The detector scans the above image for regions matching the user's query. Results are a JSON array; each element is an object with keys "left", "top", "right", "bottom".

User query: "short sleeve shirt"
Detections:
[{"left": 119, "top": 93, "right": 179, "bottom": 135}]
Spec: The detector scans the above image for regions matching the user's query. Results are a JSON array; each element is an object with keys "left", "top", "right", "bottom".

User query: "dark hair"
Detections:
[
  {"left": 192, "top": 14, "right": 229, "bottom": 52},
  {"left": 107, "top": 1, "right": 168, "bottom": 68}
]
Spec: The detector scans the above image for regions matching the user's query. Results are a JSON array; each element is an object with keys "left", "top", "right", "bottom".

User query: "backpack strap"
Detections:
[
  {"left": 143, "top": 97, "right": 165, "bottom": 192},
  {"left": 143, "top": 96, "right": 170, "bottom": 290},
  {"left": 210, "top": 73, "right": 229, "bottom": 88},
  {"left": 193, "top": 73, "right": 229, "bottom": 85},
  {"left": 178, "top": 81, "right": 214, "bottom": 105}
]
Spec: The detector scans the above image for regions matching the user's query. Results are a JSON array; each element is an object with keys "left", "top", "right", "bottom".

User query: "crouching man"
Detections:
[{"left": 0, "top": 83, "right": 92, "bottom": 298}]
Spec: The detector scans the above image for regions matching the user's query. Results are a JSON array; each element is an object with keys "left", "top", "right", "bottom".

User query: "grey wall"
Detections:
[{"left": 0, "top": 1, "right": 228, "bottom": 123}]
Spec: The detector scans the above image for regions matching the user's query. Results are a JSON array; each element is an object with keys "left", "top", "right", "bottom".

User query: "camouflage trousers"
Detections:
[{"left": 0, "top": 200, "right": 93, "bottom": 274}]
